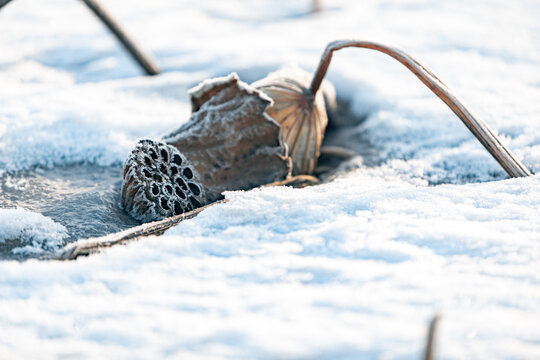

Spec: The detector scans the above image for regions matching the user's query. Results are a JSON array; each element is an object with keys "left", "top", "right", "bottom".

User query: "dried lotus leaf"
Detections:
[
  {"left": 253, "top": 66, "right": 334, "bottom": 175},
  {"left": 121, "top": 73, "right": 291, "bottom": 222}
]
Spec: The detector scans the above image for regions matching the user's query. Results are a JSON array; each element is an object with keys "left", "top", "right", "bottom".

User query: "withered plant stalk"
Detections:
[
  {"left": 423, "top": 314, "right": 441, "bottom": 360},
  {"left": 310, "top": 40, "right": 531, "bottom": 178}
]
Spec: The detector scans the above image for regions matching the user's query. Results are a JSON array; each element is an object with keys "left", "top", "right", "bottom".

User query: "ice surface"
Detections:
[{"left": 0, "top": 0, "right": 539, "bottom": 358}]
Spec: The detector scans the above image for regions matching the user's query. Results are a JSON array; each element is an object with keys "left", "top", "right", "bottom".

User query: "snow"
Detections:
[
  {"left": 188, "top": 72, "right": 273, "bottom": 105},
  {"left": 0, "top": 208, "right": 68, "bottom": 254},
  {"left": 1, "top": 0, "right": 540, "bottom": 358}
]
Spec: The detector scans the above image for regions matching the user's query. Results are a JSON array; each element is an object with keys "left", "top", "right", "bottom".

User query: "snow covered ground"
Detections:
[{"left": 1, "top": 0, "right": 539, "bottom": 358}]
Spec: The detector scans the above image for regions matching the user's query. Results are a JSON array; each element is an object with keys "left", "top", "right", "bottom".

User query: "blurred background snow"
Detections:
[{"left": 0, "top": 0, "right": 539, "bottom": 358}]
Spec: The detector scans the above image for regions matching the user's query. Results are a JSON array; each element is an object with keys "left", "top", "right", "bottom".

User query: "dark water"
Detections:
[{"left": 0, "top": 165, "right": 139, "bottom": 260}]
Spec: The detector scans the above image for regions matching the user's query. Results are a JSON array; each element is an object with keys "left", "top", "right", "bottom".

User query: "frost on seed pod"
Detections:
[
  {"left": 121, "top": 73, "right": 292, "bottom": 222},
  {"left": 252, "top": 66, "right": 336, "bottom": 175}
]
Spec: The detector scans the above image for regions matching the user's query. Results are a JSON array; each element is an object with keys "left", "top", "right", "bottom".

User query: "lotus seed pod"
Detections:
[
  {"left": 121, "top": 139, "right": 206, "bottom": 221},
  {"left": 121, "top": 73, "right": 292, "bottom": 222},
  {"left": 252, "top": 66, "right": 336, "bottom": 175}
]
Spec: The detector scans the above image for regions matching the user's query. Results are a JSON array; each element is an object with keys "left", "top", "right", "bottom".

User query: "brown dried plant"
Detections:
[
  {"left": 121, "top": 40, "right": 531, "bottom": 223},
  {"left": 255, "top": 39, "right": 530, "bottom": 179}
]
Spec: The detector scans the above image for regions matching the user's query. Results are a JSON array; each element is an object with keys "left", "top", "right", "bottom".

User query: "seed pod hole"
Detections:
[
  {"left": 174, "top": 186, "right": 185, "bottom": 199},
  {"left": 175, "top": 177, "right": 187, "bottom": 190},
  {"left": 164, "top": 185, "right": 173, "bottom": 195},
  {"left": 189, "top": 196, "right": 202, "bottom": 208},
  {"left": 174, "top": 201, "right": 183, "bottom": 215},
  {"left": 148, "top": 149, "right": 158, "bottom": 161},
  {"left": 183, "top": 167, "right": 193, "bottom": 179},
  {"left": 160, "top": 197, "right": 170, "bottom": 211},
  {"left": 172, "top": 154, "right": 182, "bottom": 166},
  {"left": 144, "top": 156, "right": 152, "bottom": 167},
  {"left": 160, "top": 149, "right": 168, "bottom": 162},
  {"left": 188, "top": 183, "right": 201, "bottom": 196}
]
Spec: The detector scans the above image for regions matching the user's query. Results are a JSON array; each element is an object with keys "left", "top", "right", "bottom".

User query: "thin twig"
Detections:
[
  {"left": 50, "top": 200, "right": 226, "bottom": 260},
  {"left": 310, "top": 40, "right": 531, "bottom": 178},
  {"left": 320, "top": 145, "right": 357, "bottom": 159},
  {"left": 0, "top": 0, "right": 13, "bottom": 10},
  {"left": 1, "top": 0, "right": 160, "bottom": 75},
  {"left": 424, "top": 314, "right": 441, "bottom": 360},
  {"left": 263, "top": 174, "right": 320, "bottom": 188},
  {"left": 312, "top": 0, "right": 321, "bottom": 13},
  {"left": 81, "top": 0, "right": 160, "bottom": 76}
]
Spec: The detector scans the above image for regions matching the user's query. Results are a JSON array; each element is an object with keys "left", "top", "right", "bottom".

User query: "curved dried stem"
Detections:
[{"left": 310, "top": 40, "right": 531, "bottom": 178}]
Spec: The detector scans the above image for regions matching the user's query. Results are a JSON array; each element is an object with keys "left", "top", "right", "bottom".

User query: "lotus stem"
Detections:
[
  {"left": 423, "top": 314, "right": 441, "bottom": 360},
  {"left": 312, "top": 0, "right": 321, "bottom": 13},
  {"left": 0, "top": 0, "right": 13, "bottom": 10},
  {"left": 81, "top": 0, "right": 160, "bottom": 76},
  {"left": 310, "top": 40, "right": 531, "bottom": 178},
  {"left": 50, "top": 200, "right": 226, "bottom": 260}
]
